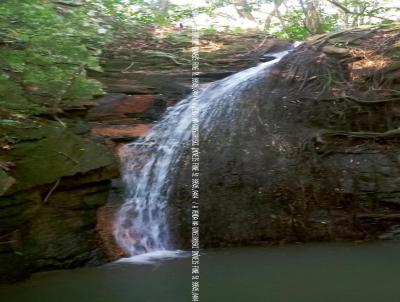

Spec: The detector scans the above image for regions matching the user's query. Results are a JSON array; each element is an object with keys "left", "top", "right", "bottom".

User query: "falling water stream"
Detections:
[
  {"left": 3, "top": 43, "right": 400, "bottom": 301},
  {"left": 114, "top": 45, "right": 298, "bottom": 261}
]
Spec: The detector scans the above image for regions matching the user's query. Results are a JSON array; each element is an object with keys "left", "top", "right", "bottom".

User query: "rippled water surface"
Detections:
[{"left": 2, "top": 243, "right": 400, "bottom": 302}]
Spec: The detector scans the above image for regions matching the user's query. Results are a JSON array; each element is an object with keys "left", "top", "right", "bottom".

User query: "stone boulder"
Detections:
[
  {"left": 171, "top": 27, "right": 400, "bottom": 248},
  {"left": 0, "top": 121, "right": 118, "bottom": 282}
]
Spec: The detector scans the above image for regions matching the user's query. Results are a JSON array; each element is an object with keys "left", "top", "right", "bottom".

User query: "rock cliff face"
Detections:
[
  {"left": 4, "top": 26, "right": 398, "bottom": 282},
  {"left": 1, "top": 32, "right": 275, "bottom": 282},
  {"left": 172, "top": 27, "right": 400, "bottom": 248},
  {"left": 0, "top": 120, "right": 118, "bottom": 282}
]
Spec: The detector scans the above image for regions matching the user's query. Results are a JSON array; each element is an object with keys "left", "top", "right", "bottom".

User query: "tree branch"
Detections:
[
  {"left": 53, "top": 1, "right": 83, "bottom": 7},
  {"left": 326, "top": 0, "right": 393, "bottom": 21}
]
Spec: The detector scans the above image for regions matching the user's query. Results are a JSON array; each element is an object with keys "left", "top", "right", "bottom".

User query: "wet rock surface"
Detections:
[
  {"left": 171, "top": 27, "right": 400, "bottom": 248},
  {"left": 86, "top": 34, "right": 289, "bottom": 258}
]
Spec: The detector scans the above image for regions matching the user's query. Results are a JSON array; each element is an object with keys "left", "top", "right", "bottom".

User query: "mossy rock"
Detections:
[
  {"left": 0, "top": 170, "right": 15, "bottom": 196},
  {"left": 3, "top": 122, "right": 117, "bottom": 194},
  {"left": 0, "top": 190, "right": 41, "bottom": 228},
  {"left": 20, "top": 206, "right": 105, "bottom": 269}
]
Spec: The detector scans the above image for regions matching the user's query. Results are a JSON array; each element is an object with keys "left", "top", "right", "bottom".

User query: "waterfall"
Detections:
[{"left": 114, "top": 46, "right": 297, "bottom": 259}]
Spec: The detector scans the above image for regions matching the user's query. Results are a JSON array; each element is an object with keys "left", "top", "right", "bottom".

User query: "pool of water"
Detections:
[{"left": 1, "top": 242, "right": 400, "bottom": 302}]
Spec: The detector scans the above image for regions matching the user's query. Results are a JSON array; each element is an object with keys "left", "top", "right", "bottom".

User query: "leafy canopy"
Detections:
[{"left": 0, "top": 0, "right": 110, "bottom": 114}]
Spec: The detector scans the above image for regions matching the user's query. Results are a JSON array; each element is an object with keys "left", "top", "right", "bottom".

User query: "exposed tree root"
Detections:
[{"left": 320, "top": 128, "right": 400, "bottom": 139}]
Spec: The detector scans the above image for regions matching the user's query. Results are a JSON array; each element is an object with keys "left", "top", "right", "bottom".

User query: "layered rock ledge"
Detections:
[{"left": 0, "top": 120, "right": 118, "bottom": 282}]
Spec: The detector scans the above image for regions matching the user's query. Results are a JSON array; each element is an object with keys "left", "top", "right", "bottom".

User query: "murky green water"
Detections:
[{"left": 2, "top": 242, "right": 400, "bottom": 302}]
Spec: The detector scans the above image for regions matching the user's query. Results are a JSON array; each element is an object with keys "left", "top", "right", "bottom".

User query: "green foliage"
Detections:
[
  {"left": 321, "top": 14, "right": 338, "bottom": 32},
  {"left": 200, "top": 26, "right": 220, "bottom": 35},
  {"left": 274, "top": 8, "right": 339, "bottom": 40},
  {"left": 0, "top": 0, "right": 107, "bottom": 115},
  {"left": 0, "top": 0, "right": 397, "bottom": 118},
  {"left": 273, "top": 9, "right": 311, "bottom": 40},
  {"left": 164, "top": 32, "right": 192, "bottom": 44},
  {"left": 101, "top": 0, "right": 202, "bottom": 27}
]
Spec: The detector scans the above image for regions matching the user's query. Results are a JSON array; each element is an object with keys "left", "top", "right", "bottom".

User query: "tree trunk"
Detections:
[
  {"left": 158, "top": 0, "right": 169, "bottom": 14},
  {"left": 233, "top": 0, "right": 256, "bottom": 21},
  {"left": 299, "top": 0, "right": 324, "bottom": 34},
  {"left": 264, "top": 0, "right": 285, "bottom": 31}
]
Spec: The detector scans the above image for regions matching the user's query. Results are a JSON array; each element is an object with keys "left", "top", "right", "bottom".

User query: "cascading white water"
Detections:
[{"left": 114, "top": 46, "right": 297, "bottom": 259}]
